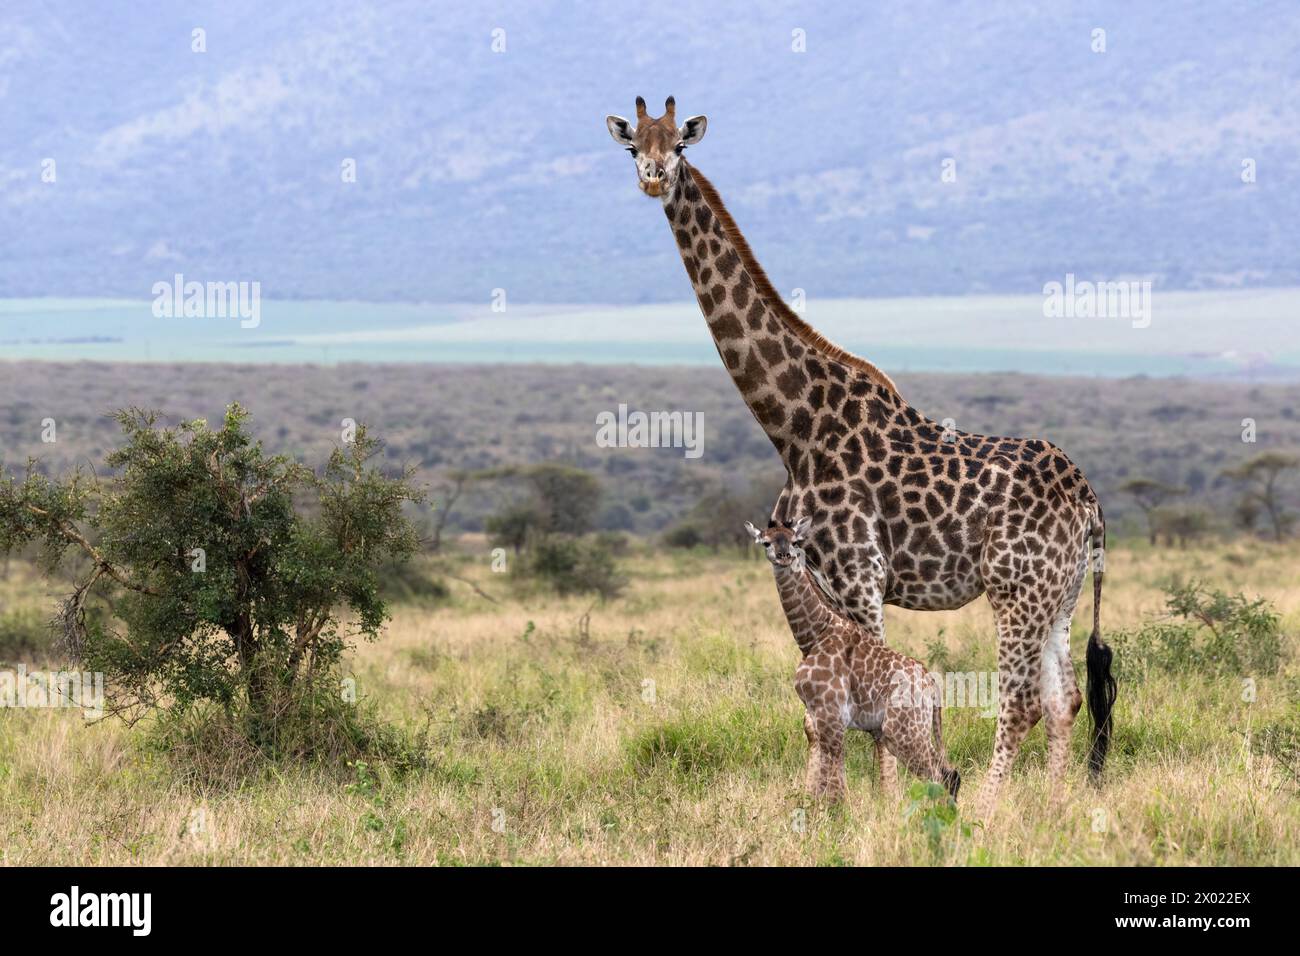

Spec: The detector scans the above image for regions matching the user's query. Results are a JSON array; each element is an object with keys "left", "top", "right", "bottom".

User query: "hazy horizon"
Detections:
[{"left": 2, "top": 286, "right": 1298, "bottom": 381}]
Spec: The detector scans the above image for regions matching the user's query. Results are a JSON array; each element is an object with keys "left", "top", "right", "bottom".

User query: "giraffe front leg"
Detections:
[
  {"left": 815, "top": 721, "right": 847, "bottom": 801},
  {"left": 804, "top": 710, "right": 846, "bottom": 802},
  {"left": 802, "top": 710, "right": 823, "bottom": 793}
]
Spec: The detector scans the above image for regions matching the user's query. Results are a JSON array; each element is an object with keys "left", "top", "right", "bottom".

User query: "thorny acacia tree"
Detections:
[
  {"left": 1119, "top": 478, "right": 1186, "bottom": 546},
  {"left": 0, "top": 405, "right": 423, "bottom": 733},
  {"left": 1221, "top": 452, "right": 1299, "bottom": 542}
]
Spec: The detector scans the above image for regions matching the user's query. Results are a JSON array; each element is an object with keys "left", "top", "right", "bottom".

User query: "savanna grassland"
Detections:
[
  {"left": 2, "top": 535, "right": 1298, "bottom": 866},
  {"left": 4, "top": 360, "right": 1300, "bottom": 536}
]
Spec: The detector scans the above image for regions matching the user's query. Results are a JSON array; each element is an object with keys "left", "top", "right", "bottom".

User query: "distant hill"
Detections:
[{"left": 3, "top": 1, "right": 1299, "bottom": 301}]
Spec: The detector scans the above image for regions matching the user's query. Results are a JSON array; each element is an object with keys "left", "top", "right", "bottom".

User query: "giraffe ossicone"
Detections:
[{"left": 607, "top": 98, "right": 1116, "bottom": 814}]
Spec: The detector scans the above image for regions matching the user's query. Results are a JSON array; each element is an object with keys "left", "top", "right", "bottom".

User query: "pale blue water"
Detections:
[{"left": 2, "top": 295, "right": 1297, "bottom": 381}]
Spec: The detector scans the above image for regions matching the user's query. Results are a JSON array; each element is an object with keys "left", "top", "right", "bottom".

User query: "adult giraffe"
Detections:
[{"left": 605, "top": 97, "right": 1117, "bottom": 813}]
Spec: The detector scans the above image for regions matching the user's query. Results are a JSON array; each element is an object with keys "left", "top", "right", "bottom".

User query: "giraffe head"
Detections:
[
  {"left": 745, "top": 517, "right": 811, "bottom": 569},
  {"left": 605, "top": 95, "right": 707, "bottom": 199}
]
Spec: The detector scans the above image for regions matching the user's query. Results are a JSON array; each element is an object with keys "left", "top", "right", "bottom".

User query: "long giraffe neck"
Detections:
[
  {"left": 663, "top": 163, "right": 901, "bottom": 467},
  {"left": 770, "top": 561, "right": 842, "bottom": 655}
]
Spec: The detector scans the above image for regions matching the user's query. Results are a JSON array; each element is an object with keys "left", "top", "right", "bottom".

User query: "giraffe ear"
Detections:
[
  {"left": 744, "top": 521, "right": 764, "bottom": 543},
  {"left": 678, "top": 115, "right": 707, "bottom": 147},
  {"left": 606, "top": 115, "right": 636, "bottom": 147},
  {"left": 792, "top": 516, "right": 812, "bottom": 541}
]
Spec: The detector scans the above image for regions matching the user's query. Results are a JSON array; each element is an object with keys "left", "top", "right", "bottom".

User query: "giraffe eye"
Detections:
[
  {"left": 626, "top": 146, "right": 637, "bottom": 156},
  {"left": 675, "top": 142, "right": 685, "bottom": 154}
]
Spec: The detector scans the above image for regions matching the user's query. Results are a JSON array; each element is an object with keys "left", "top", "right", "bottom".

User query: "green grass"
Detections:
[{"left": 0, "top": 537, "right": 1298, "bottom": 865}]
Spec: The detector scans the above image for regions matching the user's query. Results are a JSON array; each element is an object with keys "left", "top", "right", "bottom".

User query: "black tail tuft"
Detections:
[
  {"left": 942, "top": 767, "right": 961, "bottom": 801},
  {"left": 1086, "top": 509, "right": 1117, "bottom": 781},
  {"left": 1086, "top": 634, "right": 1116, "bottom": 779}
]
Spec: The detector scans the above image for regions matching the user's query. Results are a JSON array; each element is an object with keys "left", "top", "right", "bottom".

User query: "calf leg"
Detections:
[
  {"left": 874, "top": 737, "right": 900, "bottom": 800},
  {"left": 804, "top": 709, "right": 847, "bottom": 801},
  {"left": 802, "top": 711, "right": 822, "bottom": 792},
  {"left": 883, "top": 714, "right": 946, "bottom": 789}
]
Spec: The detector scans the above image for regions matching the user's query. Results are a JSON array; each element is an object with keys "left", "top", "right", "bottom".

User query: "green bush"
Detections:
[
  {"left": 662, "top": 524, "right": 703, "bottom": 549},
  {"left": 377, "top": 557, "right": 451, "bottom": 605},
  {"left": 1111, "top": 581, "right": 1283, "bottom": 679},
  {"left": 525, "top": 535, "right": 627, "bottom": 600},
  {"left": 0, "top": 404, "right": 424, "bottom": 748},
  {"left": 147, "top": 679, "right": 429, "bottom": 789},
  {"left": 1253, "top": 711, "right": 1300, "bottom": 793},
  {"left": 485, "top": 504, "right": 540, "bottom": 555},
  {"left": 0, "top": 608, "right": 53, "bottom": 661},
  {"left": 592, "top": 530, "right": 631, "bottom": 557}
]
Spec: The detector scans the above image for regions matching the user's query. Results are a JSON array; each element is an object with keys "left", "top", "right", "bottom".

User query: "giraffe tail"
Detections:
[{"left": 1085, "top": 506, "right": 1117, "bottom": 781}]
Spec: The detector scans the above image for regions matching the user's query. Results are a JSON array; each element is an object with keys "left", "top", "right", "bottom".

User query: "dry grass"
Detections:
[{"left": 1, "top": 538, "right": 1298, "bottom": 866}]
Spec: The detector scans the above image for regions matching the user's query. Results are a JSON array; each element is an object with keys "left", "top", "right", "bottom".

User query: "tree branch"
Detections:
[
  {"left": 24, "top": 503, "right": 159, "bottom": 596},
  {"left": 441, "top": 568, "right": 499, "bottom": 604}
]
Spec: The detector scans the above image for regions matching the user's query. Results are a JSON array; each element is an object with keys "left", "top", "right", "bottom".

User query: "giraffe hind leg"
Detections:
[
  {"left": 1040, "top": 618, "right": 1075, "bottom": 792},
  {"left": 1040, "top": 553, "right": 1089, "bottom": 798},
  {"left": 881, "top": 707, "right": 948, "bottom": 793},
  {"left": 874, "top": 736, "right": 900, "bottom": 800},
  {"left": 973, "top": 597, "right": 1048, "bottom": 817}
]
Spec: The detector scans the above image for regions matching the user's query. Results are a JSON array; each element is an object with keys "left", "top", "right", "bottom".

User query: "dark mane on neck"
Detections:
[{"left": 684, "top": 163, "right": 899, "bottom": 397}]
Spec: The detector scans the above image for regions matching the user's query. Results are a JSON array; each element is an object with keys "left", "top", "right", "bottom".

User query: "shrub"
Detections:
[
  {"left": 0, "top": 404, "right": 424, "bottom": 746},
  {"left": 598, "top": 503, "right": 636, "bottom": 532},
  {"left": 904, "top": 780, "right": 979, "bottom": 864},
  {"left": 1253, "top": 711, "right": 1300, "bottom": 793},
  {"left": 485, "top": 504, "right": 540, "bottom": 555},
  {"left": 592, "top": 530, "right": 631, "bottom": 557},
  {"left": 524, "top": 535, "right": 627, "bottom": 600},
  {"left": 662, "top": 524, "right": 703, "bottom": 549},
  {"left": 147, "top": 680, "right": 429, "bottom": 789},
  {"left": 377, "top": 557, "right": 451, "bottom": 605},
  {"left": 1111, "top": 581, "right": 1283, "bottom": 679},
  {"left": 0, "top": 608, "right": 53, "bottom": 661},
  {"left": 480, "top": 463, "right": 602, "bottom": 542}
]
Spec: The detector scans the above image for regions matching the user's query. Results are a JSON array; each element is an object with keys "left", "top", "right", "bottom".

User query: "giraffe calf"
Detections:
[{"left": 747, "top": 518, "right": 960, "bottom": 802}]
